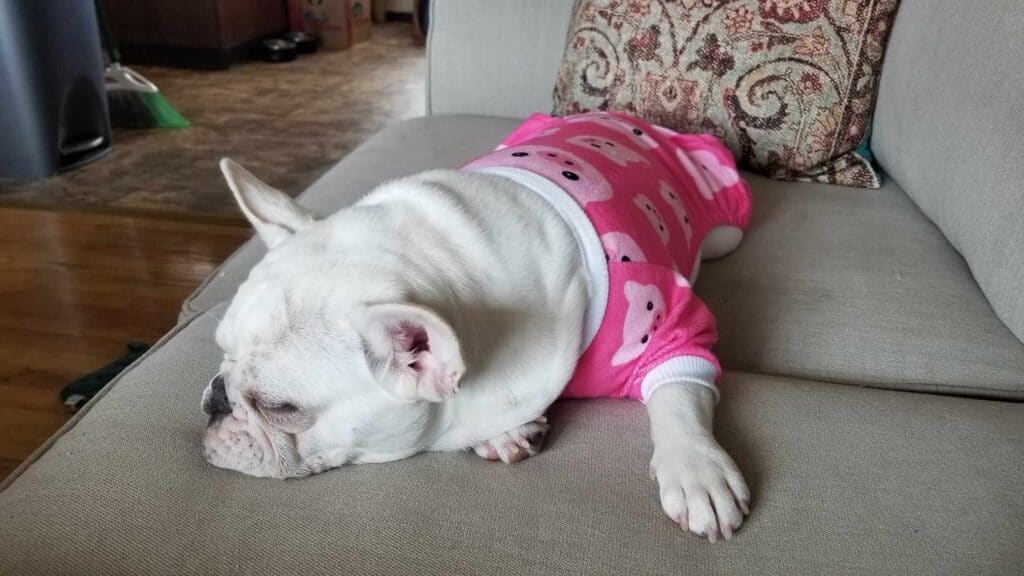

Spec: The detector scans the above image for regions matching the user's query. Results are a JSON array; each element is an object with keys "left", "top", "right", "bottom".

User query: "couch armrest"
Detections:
[{"left": 427, "top": 0, "right": 574, "bottom": 118}]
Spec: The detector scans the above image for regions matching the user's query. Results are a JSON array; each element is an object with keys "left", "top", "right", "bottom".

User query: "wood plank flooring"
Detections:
[{"left": 0, "top": 206, "right": 250, "bottom": 480}]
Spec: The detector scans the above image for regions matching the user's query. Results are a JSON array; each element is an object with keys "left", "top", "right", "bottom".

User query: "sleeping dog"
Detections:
[{"left": 201, "top": 112, "right": 752, "bottom": 541}]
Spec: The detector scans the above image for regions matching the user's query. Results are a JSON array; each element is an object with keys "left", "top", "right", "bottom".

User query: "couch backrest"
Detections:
[
  {"left": 871, "top": 1, "right": 1024, "bottom": 342},
  {"left": 427, "top": 0, "right": 1024, "bottom": 343},
  {"left": 427, "top": 0, "right": 573, "bottom": 118}
]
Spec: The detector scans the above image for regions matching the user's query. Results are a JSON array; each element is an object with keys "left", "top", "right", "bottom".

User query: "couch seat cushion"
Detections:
[
  {"left": 699, "top": 173, "right": 1024, "bottom": 399},
  {"left": 181, "top": 115, "right": 1024, "bottom": 398},
  {"left": 1, "top": 305, "right": 1021, "bottom": 575}
]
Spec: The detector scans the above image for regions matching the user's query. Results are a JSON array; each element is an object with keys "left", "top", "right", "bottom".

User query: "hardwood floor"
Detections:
[{"left": 0, "top": 206, "right": 250, "bottom": 480}]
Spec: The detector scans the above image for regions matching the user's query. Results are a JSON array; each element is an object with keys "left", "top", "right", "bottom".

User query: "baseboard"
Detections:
[{"left": 117, "top": 35, "right": 283, "bottom": 70}]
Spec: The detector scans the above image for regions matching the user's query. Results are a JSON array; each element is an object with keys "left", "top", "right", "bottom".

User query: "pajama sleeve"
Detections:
[{"left": 627, "top": 268, "right": 722, "bottom": 404}]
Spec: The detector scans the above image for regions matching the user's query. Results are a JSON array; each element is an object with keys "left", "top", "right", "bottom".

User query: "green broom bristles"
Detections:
[
  {"left": 95, "top": 0, "right": 189, "bottom": 130},
  {"left": 138, "top": 90, "right": 190, "bottom": 129},
  {"left": 107, "top": 89, "right": 190, "bottom": 130}
]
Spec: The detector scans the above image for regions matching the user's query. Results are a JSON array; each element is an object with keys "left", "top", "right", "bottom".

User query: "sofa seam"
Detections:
[
  {"left": 725, "top": 366, "right": 1024, "bottom": 402},
  {"left": 424, "top": 0, "right": 437, "bottom": 116},
  {"left": 0, "top": 309, "right": 212, "bottom": 493},
  {"left": 179, "top": 241, "right": 252, "bottom": 321}
]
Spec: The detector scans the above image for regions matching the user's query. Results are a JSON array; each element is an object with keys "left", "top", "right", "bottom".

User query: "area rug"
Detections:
[{"left": 0, "top": 23, "right": 424, "bottom": 216}]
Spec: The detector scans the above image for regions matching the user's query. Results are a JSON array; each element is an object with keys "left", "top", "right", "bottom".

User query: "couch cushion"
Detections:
[
  {"left": 182, "top": 116, "right": 1024, "bottom": 398},
  {"left": 871, "top": 0, "right": 1024, "bottom": 342},
  {"left": 2, "top": 305, "right": 1022, "bottom": 575},
  {"left": 553, "top": 0, "right": 897, "bottom": 188},
  {"left": 427, "top": 0, "right": 574, "bottom": 118},
  {"left": 698, "top": 173, "right": 1024, "bottom": 399}
]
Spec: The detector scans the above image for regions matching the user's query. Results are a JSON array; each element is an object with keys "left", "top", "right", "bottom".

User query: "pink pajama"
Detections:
[{"left": 464, "top": 112, "right": 752, "bottom": 401}]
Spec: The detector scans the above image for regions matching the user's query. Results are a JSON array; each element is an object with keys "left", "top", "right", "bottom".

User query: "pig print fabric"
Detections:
[{"left": 463, "top": 112, "right": 752, "bottom": 402}]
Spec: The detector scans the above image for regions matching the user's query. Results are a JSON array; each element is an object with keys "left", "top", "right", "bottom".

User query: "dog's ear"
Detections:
[
  {"left": 359, "top": 303, "right": 465, "bottom": 403},
  {"left": 220, "top": 158, "right": 316, "bottom": 248}
]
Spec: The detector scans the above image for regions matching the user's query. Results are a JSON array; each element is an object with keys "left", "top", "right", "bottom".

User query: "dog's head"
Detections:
[{"left": 201, "top": 159, "right": 464, "bottom": 478}]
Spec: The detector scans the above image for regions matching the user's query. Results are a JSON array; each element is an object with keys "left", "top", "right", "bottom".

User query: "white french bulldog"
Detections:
[{"left": 202, "top": 159, "right": 750, "bottom": 541}]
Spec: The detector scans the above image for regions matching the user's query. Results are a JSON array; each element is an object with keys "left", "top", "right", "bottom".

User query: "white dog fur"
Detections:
[{"left": 202, "top": 159, "right": 750, "bottom": 541}]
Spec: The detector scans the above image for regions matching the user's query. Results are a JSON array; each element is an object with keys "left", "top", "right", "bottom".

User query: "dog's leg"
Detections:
[
  {"left": 700, "top": 225, "right": 744, "bottom": 260},
  {"left": 647, "top": 382, "right": 749, "bottom": 542},
  {"left": 472, "top": 416, "right": 549, "bottom": 463},
  {"left": 689, "top": 225, "right": 744, "bottom": 284}
]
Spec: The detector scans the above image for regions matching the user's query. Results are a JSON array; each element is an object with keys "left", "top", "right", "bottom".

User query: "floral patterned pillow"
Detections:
[{"left": 552, "top": 0, "right": 900, "bottom": 188}]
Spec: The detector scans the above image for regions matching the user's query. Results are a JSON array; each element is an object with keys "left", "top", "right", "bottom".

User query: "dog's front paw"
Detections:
[
  {"left": 472, "top": 417, "right": 549, "bottom": 463},
  {"left": 650, "top": 438, "right": 750, "bottom": 542}
]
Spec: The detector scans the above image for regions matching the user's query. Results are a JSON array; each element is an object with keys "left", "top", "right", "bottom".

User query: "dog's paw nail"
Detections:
[
  {"left": 706, "top": 527, "right": 719, "bottom": 543},
  {"left": 739, "top": 500, "right": 750, "bottom": 515},
  {"left": 473, "top": 443, "right": 500, "bottom": 461},
  {"left": 477, "top": 420, "right": 548, "bottom": 465}
]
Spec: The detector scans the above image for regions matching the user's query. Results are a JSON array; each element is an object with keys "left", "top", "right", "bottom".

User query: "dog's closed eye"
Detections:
[
  {"left": 247, "top": 392, "right": 300, "bottom": 415},
  {"left": 248, "top": 392, "right": 314, "bottom": 434},
  {"left": 265, "top": 402, "right": 299, "bottom": 414}
]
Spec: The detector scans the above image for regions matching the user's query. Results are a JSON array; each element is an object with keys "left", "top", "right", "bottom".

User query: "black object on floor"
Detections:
[
  {"left": 283, "top": 31, "right": 320, "bottom": 54},
  {"left": 261, "top": 39, "right": 297, "bottom": 63},
  {"left": 60, "top": 342, "right": 151, "bottom": 411}
]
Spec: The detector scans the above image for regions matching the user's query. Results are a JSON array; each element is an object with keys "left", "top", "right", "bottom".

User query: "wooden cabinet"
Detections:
[{"left": 101, "top": 0, "right": 288, "bottom": 68}]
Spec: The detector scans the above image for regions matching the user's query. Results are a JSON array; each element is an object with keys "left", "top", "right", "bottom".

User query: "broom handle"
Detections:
[{"left": 93, "top": 0, "right": 121, "bottom": 65}]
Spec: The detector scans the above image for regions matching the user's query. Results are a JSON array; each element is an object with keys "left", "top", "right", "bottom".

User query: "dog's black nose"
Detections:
[{"left": 204, "top": 375, "right": 232, "bottom": 420}]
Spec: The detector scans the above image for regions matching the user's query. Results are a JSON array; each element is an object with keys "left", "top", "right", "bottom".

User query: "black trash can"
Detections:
[{"left": 0, "top": 0, "right": 111, "bottom": 178}]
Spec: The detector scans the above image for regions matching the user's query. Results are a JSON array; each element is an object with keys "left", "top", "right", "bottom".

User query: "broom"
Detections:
[{"left": 94, "top": 0, "right": 189, "bottom": 129}]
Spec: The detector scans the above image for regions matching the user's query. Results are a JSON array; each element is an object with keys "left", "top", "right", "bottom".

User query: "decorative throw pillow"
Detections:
[{"left": 552, "top": 0, "right": 900, "bottom": 188}]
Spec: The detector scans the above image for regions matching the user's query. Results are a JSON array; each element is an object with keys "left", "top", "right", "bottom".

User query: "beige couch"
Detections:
[{"left": 2, "top": 2, "right": 1022, "bottom": 574}]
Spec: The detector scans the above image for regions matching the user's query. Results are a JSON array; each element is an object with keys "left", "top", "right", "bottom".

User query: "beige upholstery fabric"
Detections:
[
  {"left": 700, "top": 173, "right": 1024, "bottom": 399},
  {"left": 181, "top": 116, "right": 1024, "bottom": 398},
  {"left": 2, "top": 305, "right": 1021, "bottom": 575},
  {"left": 427, "top": 0, "right": 574, "bottom": 118},
  {"left": 871, "top": 0, "right": 1024, "bottom": 342}
]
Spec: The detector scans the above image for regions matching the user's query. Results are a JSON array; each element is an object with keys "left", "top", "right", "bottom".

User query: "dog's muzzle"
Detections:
[
  {"left": 203, "top": 374, "right": 232, "bottom": 423},
  {"left": 201, "top": 376, "right": 275, "bottom": 476}
]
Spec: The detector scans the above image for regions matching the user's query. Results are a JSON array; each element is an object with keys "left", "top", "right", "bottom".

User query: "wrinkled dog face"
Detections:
[
  {"left": 201, "top": 160, "right": 465, "bottom": 478},
  {"left": 201, "top": 286, "right": 393, "bottom": 478}
]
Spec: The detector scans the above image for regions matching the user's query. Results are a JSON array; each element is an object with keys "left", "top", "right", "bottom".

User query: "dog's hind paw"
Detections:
[{"left": 472, "top": 417, "right": 549, "bottom": 463}]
